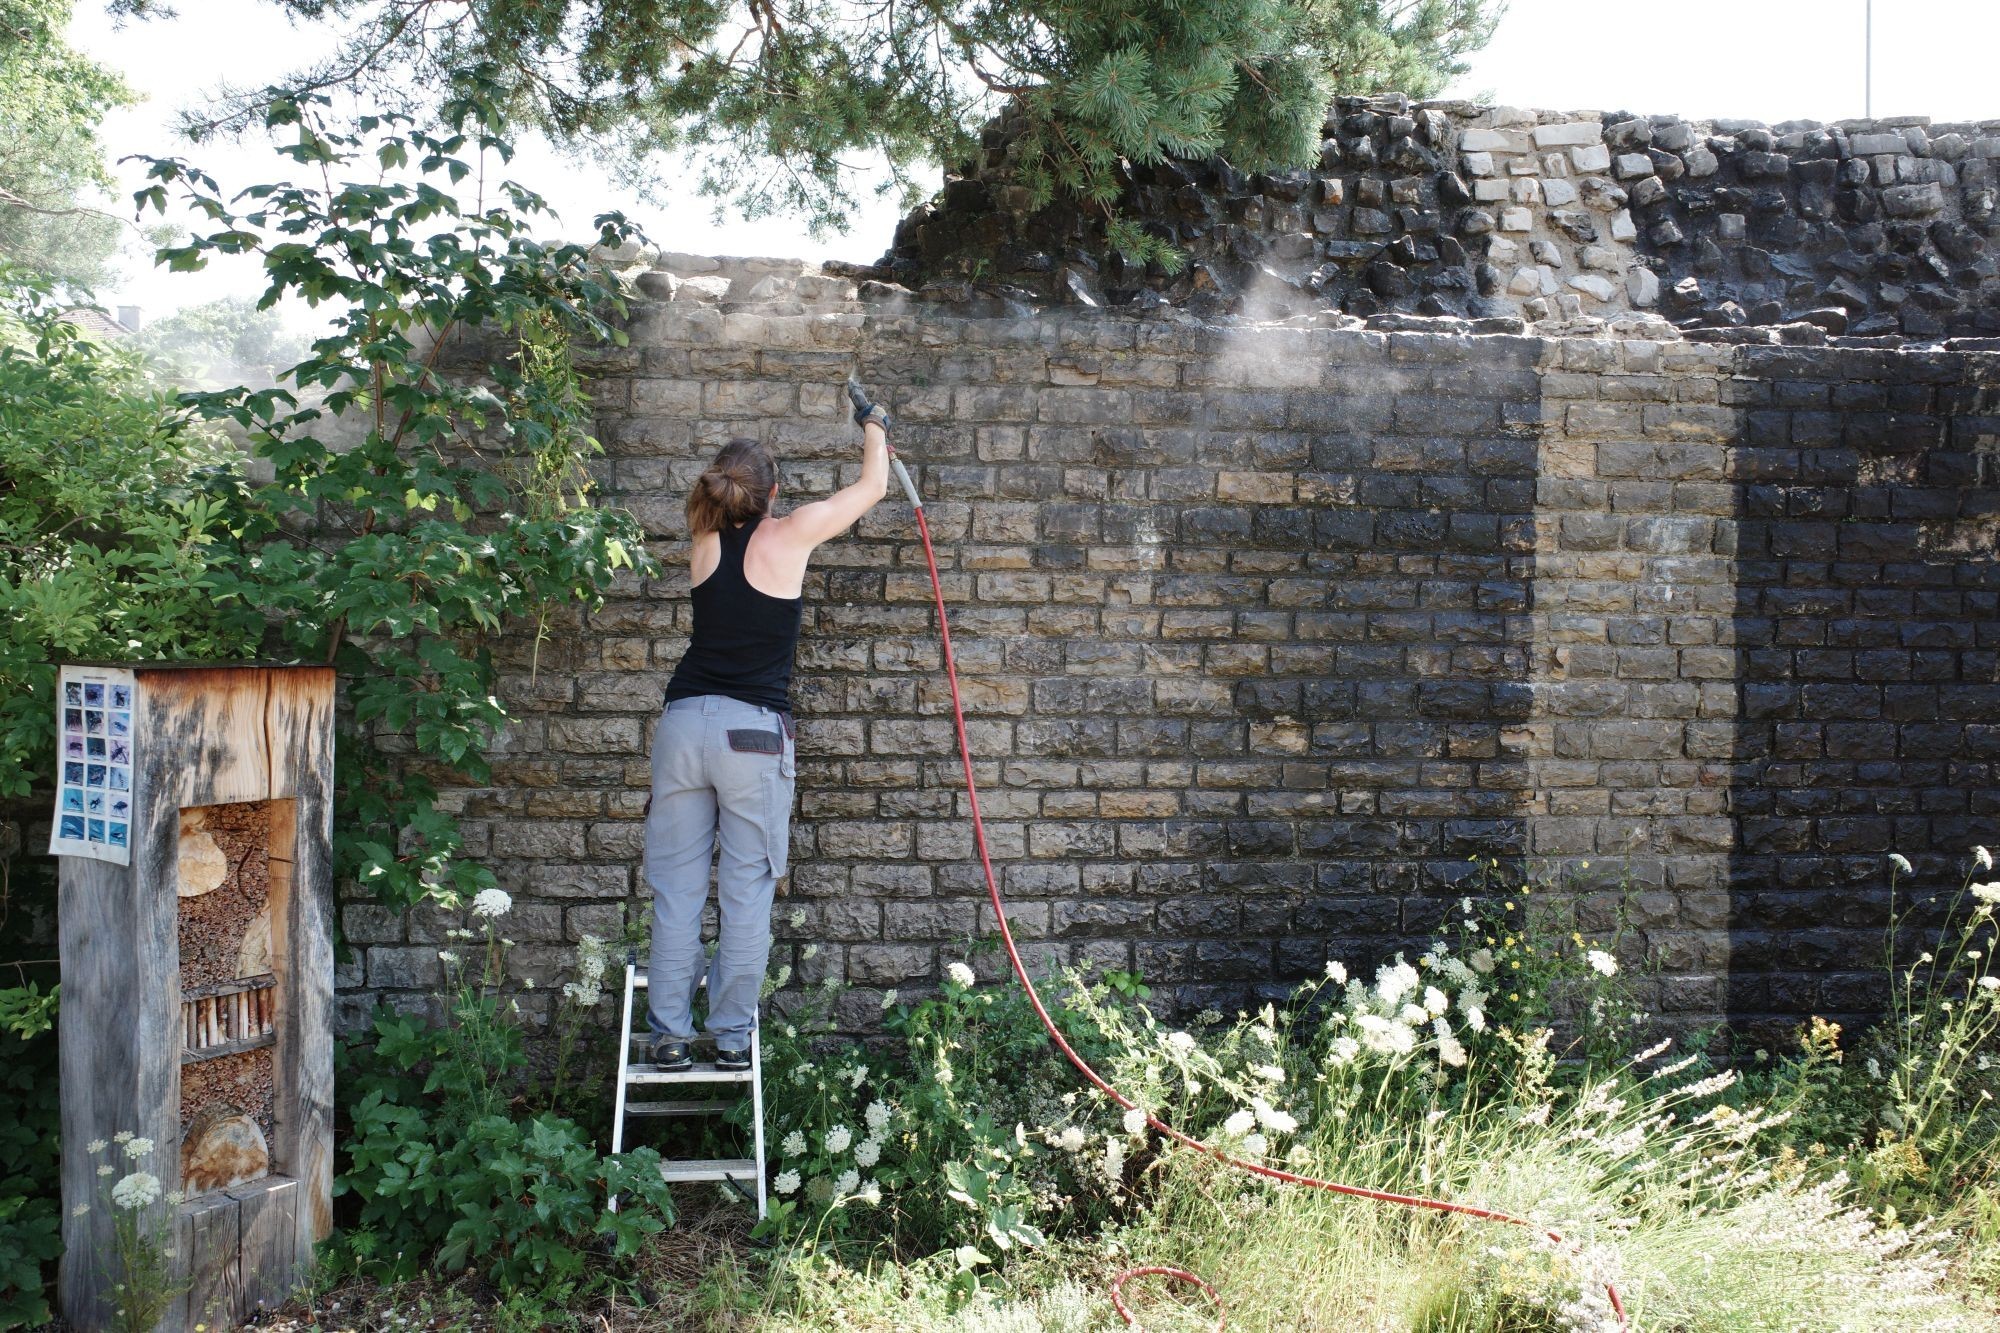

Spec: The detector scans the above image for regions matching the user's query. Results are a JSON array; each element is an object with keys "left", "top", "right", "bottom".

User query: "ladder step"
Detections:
[
  {"left": 624, "top": 1098, "right": 737, "bottom": 1117},
  {"left": 627, "top": 1062, "right": 756, "bottom": 1084},
  {"left": 658, "top": 1157, "right": 759, "bottom": 1184}
]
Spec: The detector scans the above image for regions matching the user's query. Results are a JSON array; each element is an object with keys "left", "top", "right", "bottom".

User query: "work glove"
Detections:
[{"left": 845, "top": 374, "right": 892, "bottom": 432}]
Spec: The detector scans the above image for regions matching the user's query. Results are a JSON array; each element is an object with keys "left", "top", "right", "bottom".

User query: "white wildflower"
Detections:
[
  {"left": 854, "top": 1137, "right": 882, "bottom": 1168},
  {"left": 865, "top": 1101, "right": 892, "bottom": 1132},
  {"left": 1634, "top": 1037, "right": 1674, "bottom": 1062},
  {"left": 1325, "top": 960, "right": 1347, "bottom": 984},
  {"left": 1978, "top": 846, "right": 1994, "bottom": 871},
  {"left": 1167, "top": 1030, "right": 1196, "bottom": 1053},
  {"left": 1974, "top": 882, "right": 2000, "bottom": 906},
  {"left": 848, "top": 1064, "right": 868, "bottom": 1089},
  {"left": 437, "top": 950, "right": 460, "bottom": 965},
  {"left": 1252, "top": 1099, "right": 1298, "bottom": 1134},
  {"left": 96, "top": 1165, "right": 113, "bottom": 1177},
  {"left": 781, "top": 1130, "right": 807, "bottom": 1157},
  {"left": 1678, "top": 1069, "right": 1738, "bottom": 1100},
  {"left": 1328, "top": 1036, "right": 1360, "bottom": 1064},
  {"left": 113, "top": 1131, "right": 133, "bottom": 1144},
  {"left": 774, "top": 1169, "right": 801, "bottom": 1195},
  {"left": 1122, "top": 1106, "right": 1148, "bottom": 1136},
  {"left": 824, "top": 1124, "right": 853, "bottom": 1154},
  {"left": 1399, "top": 1002, "right": 1430, "bottom": 1026},
  {"left": 1252, "top": 1063, "right": 1286, "bottom": 1083},
  {"left": 469, "top": 888, "right": 512, "bottom": 919},
  {"left": 856, "top": 1179, "right": 882, "bottom": 1206},
  {"left": 833, "top": 1168, "right": 859, "bottom": 1197},
  {"left": 110, "top": 1172, "right": 161, "bottom": 1210},
  {"left": 1375, "top": 959, "right": 1420, "bottom": 1006},
  {"left": 1241, "top": 1132, "right": 1268, "bottom": 1157},
  {"left": 1889, "top": 852, "right": 1913, "bottom": 874},
  {"left": 1423, "top": 986, "right": 1449, "bottom": 1017},
  {"left": 788, "top": 906, "right": 808, "bottom": 928},
  {"left": 1102, "top": 1136, "right": 1126, "bottom": 1185},
  {"left": 1223, "top": 1108, "right": 1257, "bottom": 1137},
  {"left": 1978, "top": 976, "right": 2000, "bottom": 992},
  {"left": 946, "top": 961, "right": 977, "bottom": 988},
  {"left": 122, "top": 1137, "right": 153, "bottom": 1160},
  {"left": 936, "top": 1060, "right": 954, "bottom": 1086},
  {"left": 87, "top": 1138, "right": 108, "bottom": 1154},
  {"left": 1434, "top": 1019, "right": 1467, "bottom": 1068},
  {"left": 71, "top": 1203, "right": 89, "bottom": 1218},
  {"left": 1468, "top": 948, "right": 1495, "bottom": 975},
  {"left": 880, "top": 988, "right": 899, "bottom": 1010},
  {"left": 1585, "top": 950, "right": 1618, "bottom": 977},
  {"left": 1356, "top": 1013, "right": 1416, "bottom": 1056}
]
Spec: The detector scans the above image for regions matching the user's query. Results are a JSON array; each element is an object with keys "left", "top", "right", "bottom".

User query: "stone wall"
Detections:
[
  {"left": 881, "top": 95, "right": 2000, "bottom": 342},
  {"left": 336, "top": 257, "right": 2000, "bottom": 1047}
]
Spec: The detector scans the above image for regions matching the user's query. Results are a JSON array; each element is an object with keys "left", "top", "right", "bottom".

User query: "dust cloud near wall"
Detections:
[{"left": 338, "top": 257, "right": 2000, "bottom": 1046}]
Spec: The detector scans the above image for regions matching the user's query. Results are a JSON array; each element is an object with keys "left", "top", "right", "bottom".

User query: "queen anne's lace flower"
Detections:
[
  {"left": 1167, "top": 1030, "right": 1196, "bottom": 1053},
  {"left": 1375, "top": 959, "right": 1420, "bottom": 1006},
  {"left": 1586, "top": 950, "right": 1618, "bottom": 977},
  {"left": 854, "top": 1137, "right": 882, "bottom": 1168},
  {"left": 1422, "top": 985, "right": 1449, "bottom": 1017},
  {"left": 823, "top": 1124, "right": 853, "bottom": 1154},
  {"left": 1053, "top": 1125, "right": 1086, "bottom": 1152},
  {"left": 1122, "top": 1106, "right": 1148, "bottom": 1136},
  {"left": 1223, "top": 1108, "right": 1256, "bottom": 1136},
  {"left": 946, "top": 961, "right": 976, "bottom": 988},
  {"left": 1977, "top": 846, "right": 1994, "bottom": 871},
  {"left": 1973, "top": 882, "right": 2000, "bottom": 906},
  {"left": 1252, "top": 1098, "right": 1297, "bottom": 1133},
  {"left": 1328, "top": 1035, "right": 1361, "bottom": 1064},
  {"left": 864, "top": 1100, "right": 892, "bottom": 1132},
  {"left": 833, "top": 1168, "right": 860, "bottom": 1197},
  {"left": 781, "top": 1130, "right": 807, "bottom": 1157},
  {"left": 1434, "top": 1019, "right": 1467, "bottom": 1068},
  {"left": 122, "top": 1137, "right": 153, "bottom": 1160},
  {"left": 1889, "top": 852, "right": 1914, "bottom": 874},
  {"left": 469, "top": 888, "right": 512, "bottom": 919},
  {"left": 1325, "top": 960, "right": 1347, "bottom": 984},
  {"left": 774, "top": 1169, "right": 801, "bottom": 1195},
  {"left": 110, "top": 1172, "right": 161, "bottom": 1210}
]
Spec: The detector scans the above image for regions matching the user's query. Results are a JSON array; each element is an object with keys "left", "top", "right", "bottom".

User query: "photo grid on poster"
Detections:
[{"left": 49, "top": 666, "right": 136, "bottom": 864}]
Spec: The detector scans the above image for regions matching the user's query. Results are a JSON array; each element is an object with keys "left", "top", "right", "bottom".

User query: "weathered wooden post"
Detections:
[{"left": 56, "top": 663, "right": 336, "bottom": 1331}]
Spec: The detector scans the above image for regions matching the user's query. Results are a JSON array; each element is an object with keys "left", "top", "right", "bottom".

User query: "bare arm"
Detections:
[{"left": 779, "top": 420, "right": 889, "bottom": 549}]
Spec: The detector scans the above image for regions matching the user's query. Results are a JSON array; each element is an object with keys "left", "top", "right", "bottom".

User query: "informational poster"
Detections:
[{"left": 48, "top": 665, "right": 137, "bottom": 864}]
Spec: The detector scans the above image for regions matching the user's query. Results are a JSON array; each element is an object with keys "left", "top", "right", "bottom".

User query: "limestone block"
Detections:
[
  {"left": 1717, "top": 213, "right": 1746, "bottom": 240},
  {"left": 1460, "top": 128, "right": 1515, "bottom": 151},
  {"left": 1974, "top": 137, "right": 2000, "bottom": 157},
  {"left": 1569, "top": 273, "right": 1618, "bottom": 301},
  {"left": 1473, "top": 178, "right": 1511, "bottom": 201},
  {"left": 1507, "top": 266, "right": 1541, "bottom": 295},
  {"left": 1508, "top": 158, "right": 1541, "bottom": 175},
  {"left": 1486, "top": 237, "right": 1520, "bottom": 262},
  {"left": 1542, "top": 178, "right": 1580, "bottom": 206},
  {"left": 1883, "top": 181, "right": 1946, "bottom": 216},
  {"left": 1543, "top": 153, "right": 1572, "bottom": 177},
  {"left": 1683, "top": 145, "right": 1719, "bottom": 177},
  {"left": 1499, "top": 206, "right": 1533, "bottom": 231},
  {"left": 1534, "top": 121, "right": 1604, "bottom": 147},
  {"left": 1554, "top": 293, "right": 1585, "bottom": 319},
  {"left": 1513, "top": 178, "right": 1542, "bottom": 204},
  {"left": 1491, "top": 105, "right": 1537, "bottom": 127},
  {"left": 1848, "top": 131, "right": 1906, "bottom": 155},
  {"left": 1538, "top": 265, "right": 1561, "bottom": 295},
  {"left": 1613, "top": 152, "right": 1656, "bottom": 179},
  {"left": 1530, "top": 239, "right": 1563, "bottom": 265},
  {"left": 1571, "top": 144, "right": 1612, "bottom": 173},
  {"left": 1626, "top": 266, "right": 1661, "bottom": 306},
  {"left": 670, "top": 274, "right": 731, "bottom": 303},
  {"left": 1462, "top": 151, "right": 1495, "bottom": 176},
  {"left": 1579, "top": 245, "right": 1623, "bottom": 272},
  {"left": 1610, "top": 210, "right": 1638, "bottom": 241}
]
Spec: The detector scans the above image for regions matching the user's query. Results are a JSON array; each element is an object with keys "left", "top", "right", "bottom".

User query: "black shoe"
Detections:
[
  {"left": 649, "top": 1037, "right": 693, "bottom": 1071},
  {"left": 714, "top": 1046, "right": 752, "bottom": 1071}
]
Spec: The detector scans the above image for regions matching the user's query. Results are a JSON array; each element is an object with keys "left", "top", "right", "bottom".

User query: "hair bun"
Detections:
[{"left": 686, "top": 438, "right": 779, "bottom": 535}]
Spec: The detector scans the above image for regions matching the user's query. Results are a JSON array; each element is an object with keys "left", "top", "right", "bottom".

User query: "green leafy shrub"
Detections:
[
  {"left": 131, "top": 74, "right": 656, "bottom": 912},
  {"left": 335, "top": 898, "right": 672, "bottom": 1293},
  {"left": 0, "top": 1011, "right": 60, "bottom": 1329}
]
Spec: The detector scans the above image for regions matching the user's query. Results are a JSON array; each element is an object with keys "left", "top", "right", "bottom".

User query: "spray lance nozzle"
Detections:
[
  {"left": 846, "top": 373, "right": 921, "bottom": 511},
  {"left": 845, "top": 374, "right": 892, "bottom": 433}
]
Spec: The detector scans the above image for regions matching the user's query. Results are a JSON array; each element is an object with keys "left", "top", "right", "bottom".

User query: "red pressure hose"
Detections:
[{"left": 890, "top": 454, "right": 1628, "bottom": 1331}]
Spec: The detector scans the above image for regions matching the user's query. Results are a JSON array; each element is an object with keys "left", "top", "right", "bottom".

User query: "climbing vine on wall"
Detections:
[{"left": 133, "top": 71, "right": 657, "bottom": 910}]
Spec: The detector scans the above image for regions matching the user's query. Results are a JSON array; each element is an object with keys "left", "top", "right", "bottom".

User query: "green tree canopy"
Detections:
[
  {"left": 114, "top": 0, "right": 1502, "bottom": 242},
  {"left": 0, "top": 0, "right": 138, "bottom": 290}
]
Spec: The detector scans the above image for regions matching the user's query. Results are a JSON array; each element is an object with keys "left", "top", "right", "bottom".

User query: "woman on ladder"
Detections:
[{"left": 645, "top": 389, "right": 890, "bottom": 1070}]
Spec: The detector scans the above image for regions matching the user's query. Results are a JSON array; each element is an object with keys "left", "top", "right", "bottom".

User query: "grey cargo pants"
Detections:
[{"left": 643, "top": 694, "right": 796, "bottom": 1048}]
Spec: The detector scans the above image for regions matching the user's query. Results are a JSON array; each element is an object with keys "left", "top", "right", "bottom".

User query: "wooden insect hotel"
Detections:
[{"left": 57, "top": 664, "right": 335, "bottom": 1331}]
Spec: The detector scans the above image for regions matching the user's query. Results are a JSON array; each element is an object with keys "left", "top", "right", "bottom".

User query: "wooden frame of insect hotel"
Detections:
[{"left": 56, "top": 664, "right": 336, "bottom": 1331}]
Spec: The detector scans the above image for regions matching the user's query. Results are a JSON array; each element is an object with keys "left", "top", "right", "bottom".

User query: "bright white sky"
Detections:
[{"left": 68, "top": 0, "right": 2000, "bottom": 322}]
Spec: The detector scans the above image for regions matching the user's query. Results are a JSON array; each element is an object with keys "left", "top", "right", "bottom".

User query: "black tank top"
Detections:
[{"left": 663, "top": 517, "right": 803, "bottom": 714}]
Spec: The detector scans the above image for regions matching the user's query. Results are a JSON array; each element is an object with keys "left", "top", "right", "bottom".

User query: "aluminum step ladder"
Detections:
[{"left": 610, "top": 960, "right": 767, "bottom": 1219}]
